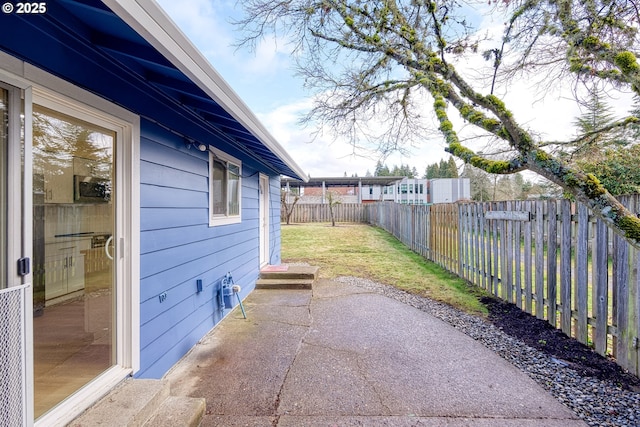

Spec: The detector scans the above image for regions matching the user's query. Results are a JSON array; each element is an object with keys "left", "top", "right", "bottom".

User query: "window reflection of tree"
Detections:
[{"left": 32, "top": 107, "right": 113, "bottom": 180}]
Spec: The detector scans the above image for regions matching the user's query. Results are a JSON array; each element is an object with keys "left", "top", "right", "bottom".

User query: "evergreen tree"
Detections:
[
  {"left": 570, "top": 90, "right": 640, "bottom": 195},
  {"left": 438, "top": 159, "right": 448, "bottom": 177},
  {"left": 389, "top": 164, "right": 415, "bottom": 177},
  {"left": 446, "top": 157, "right": 459, "bottom": 178},
  {"left": 425, "top": 163, "right": 439, "bottom": 179},
  {"left": 374, "top": 161, "right": 390, "bottom": 176},
  {"left": 569, "top": 88, "right": 619, "bottom": 162}
]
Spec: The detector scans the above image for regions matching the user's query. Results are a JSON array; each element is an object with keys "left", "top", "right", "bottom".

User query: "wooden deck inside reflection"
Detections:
[{"left": 34, "top": 269, "right": 113, "bottom": 419}]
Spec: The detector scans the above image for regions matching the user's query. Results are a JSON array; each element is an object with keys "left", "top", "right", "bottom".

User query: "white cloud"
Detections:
[
  {"left": 257, "top": 98, "right": 451, "bottom": 177},
  {"left": 242, "top": 36, "right": 292, "bottom": 77},
  {"left": 257, "top": 100, "right": 375, "bottom": 176},
  {"left": 156, "top": 0, "right": 290, "bottom": 78},
  {"left": 156, "top": 0, "right": 230, "bottom": 51}
]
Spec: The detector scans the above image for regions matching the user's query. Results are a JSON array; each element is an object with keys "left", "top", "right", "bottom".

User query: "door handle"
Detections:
[{"left": 105, "top": 235, "right": 114, "bottom": 260}]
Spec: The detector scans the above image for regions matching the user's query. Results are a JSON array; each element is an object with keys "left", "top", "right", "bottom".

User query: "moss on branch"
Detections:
[
  {"left": 614, "top": 51, "right": 639, "bottom": 74},
  {"left": 619, "top": 215, "right": 640, "bottom": 242}
]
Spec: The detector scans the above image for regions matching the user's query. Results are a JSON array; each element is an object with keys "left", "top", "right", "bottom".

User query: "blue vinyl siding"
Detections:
[{"left": 136, "top": 119, "right": 279, "bottom": 378}]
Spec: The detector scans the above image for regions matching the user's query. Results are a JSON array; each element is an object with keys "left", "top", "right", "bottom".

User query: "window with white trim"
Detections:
[{"left": 209, "top": 148, "right": 242, "bottom": 226}]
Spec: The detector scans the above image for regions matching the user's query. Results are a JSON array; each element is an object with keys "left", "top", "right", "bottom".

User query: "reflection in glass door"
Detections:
[{"left": 32, "top": 105, "right": 115, "bottom": 418}]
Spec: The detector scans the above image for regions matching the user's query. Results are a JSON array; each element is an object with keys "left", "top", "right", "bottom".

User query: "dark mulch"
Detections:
[{"left": 481, "top": 296, "right": 640, "bottom": 391}]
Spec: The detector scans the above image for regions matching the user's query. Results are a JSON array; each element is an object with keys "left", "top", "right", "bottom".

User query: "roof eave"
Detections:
[{"left": 103, "top": 0, "right": 309, "bottom": 182}]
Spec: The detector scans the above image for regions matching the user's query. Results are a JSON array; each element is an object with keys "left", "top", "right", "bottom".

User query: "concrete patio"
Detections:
[{"left": 164, "top": 277, "right": 586, "bottom": 426}]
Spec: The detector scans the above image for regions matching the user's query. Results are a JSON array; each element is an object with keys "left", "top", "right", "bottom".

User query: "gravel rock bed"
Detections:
[{"left": 335, "top": 275, "right": 640, "bottom": 427}]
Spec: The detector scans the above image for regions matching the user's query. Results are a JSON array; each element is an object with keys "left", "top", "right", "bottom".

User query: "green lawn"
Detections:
[{"left": 281, "top": 223, "right": 487, "bottom": 316}]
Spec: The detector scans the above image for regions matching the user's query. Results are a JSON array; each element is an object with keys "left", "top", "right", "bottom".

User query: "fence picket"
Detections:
[
  {"left": 535, "top": 202, "right": 545, "bottom": 319},
  {"left": 479, "top": 203, "right": 488, "bottom": 291},
  {"left": 473, "top": 204, "right": 480, "bottom": 287},
  {"left": 560, "top": 200, "right": 573, "bottom": 335},
  {"left": 576, "top": 204, "right": 589, "bottom": 344},
  {"left": 514, "top": 201, "right": 522, "bottom": 309},
  {"left": 547, "top": 200, "right": 558, "bottom": 327},
  {"left": 505, "top": 201, "right": 513, "bottom": 303},
  {"left": 491, "top": 204, "right": 499, "bottom": 297}
]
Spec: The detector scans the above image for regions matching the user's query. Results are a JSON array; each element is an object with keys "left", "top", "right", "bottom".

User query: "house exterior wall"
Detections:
[
  {"left": 137, "top": 120, "right": 280, "bottom": 378},
  {"left": 360, "top": 185, "right": 391, "bottom": 202},
  {"left": 393, "top": 178, "right": 429, "bottom": 204},
  {"left": 361, "top": 178, "right": 470, "bottom": 204},
  {"left": 430, "top": 178, "right": 471, "bottom": 204}
]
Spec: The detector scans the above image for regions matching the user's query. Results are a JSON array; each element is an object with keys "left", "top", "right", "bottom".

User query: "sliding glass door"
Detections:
[{"left": 32, "top": 104, "right": 116, "bottom": 419}]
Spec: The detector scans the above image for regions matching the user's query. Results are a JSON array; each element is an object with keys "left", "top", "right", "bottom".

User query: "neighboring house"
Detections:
[
  {"left": 282, "top": 176, "right": 404, "bottom": 204},
  {"left": 429, "top": 178, "right": 471, "bottom": 204},
  {"left": 383, "top": 177, "right": 429, "bottom": 204},
  {"left": 0, "top": 1, "right": 306, "bottom": 426},
  {"left": 283, "top": 177, "right": 470, "bottom": 204}
]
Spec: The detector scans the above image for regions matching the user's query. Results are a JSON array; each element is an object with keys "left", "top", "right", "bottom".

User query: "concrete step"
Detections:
[
  {"left": 259, "top": 265, "right": 319, "bottom": 281},
  {"left": 70, "top": 379, "right": 170, "bottom": 427},
  {"left": 257, "top": 265, "right": 319, "bottom": 290},
  {"left": 255, "top": 278, "right": 315, "bottom": 290},
  {"left": 143, "top": 396, "right": 205, "bottom": 427},
  {"left": 69, "top": 378, "right": 205, "bottom": 427}
]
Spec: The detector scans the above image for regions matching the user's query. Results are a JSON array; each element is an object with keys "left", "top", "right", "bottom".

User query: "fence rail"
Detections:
[
  {"left": 285, "top": 199, "right": 640, "bottom": 377},
  {"left": 282, "top": 203, "right": 366, "bottom": 224}
]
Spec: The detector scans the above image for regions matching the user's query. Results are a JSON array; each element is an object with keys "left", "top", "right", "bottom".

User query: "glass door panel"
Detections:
[{"left": 32, "top": 105, "right": 115, "bottom": 418}]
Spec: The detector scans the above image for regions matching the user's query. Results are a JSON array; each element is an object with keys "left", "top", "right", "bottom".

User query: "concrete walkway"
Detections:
[{"left": 165, "top": 278, "right": 586, "bottom": 426}]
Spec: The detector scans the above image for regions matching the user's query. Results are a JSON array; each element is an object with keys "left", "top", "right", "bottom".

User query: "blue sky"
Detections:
[{"left": 156, "top": 0, "right": 634, "bottom": 179}]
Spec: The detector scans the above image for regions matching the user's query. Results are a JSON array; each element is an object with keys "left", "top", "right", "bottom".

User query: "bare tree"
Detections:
[
  {"left": 236, "top": 0, "right": 640, "bottom": 247},
  {"left": 326, "top": 191, "right": 342, "bottom": 226},
  {"left": 281, "top": 189, "right": 300, "bottom": 225}
]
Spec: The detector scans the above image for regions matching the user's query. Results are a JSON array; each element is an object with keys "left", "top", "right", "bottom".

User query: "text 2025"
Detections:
[{"left": 16, "top": 2, "right": 46, "bottom": 14}]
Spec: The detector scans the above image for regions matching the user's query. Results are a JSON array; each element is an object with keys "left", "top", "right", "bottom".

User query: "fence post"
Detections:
[
  {"left": 594, "top": 218, "right": 609, "bottom": 355},
  {"left": 458, "top": 203, "right": 465, "bottom": 280},
  {"left": 524, "top": 200, "right": 533, "bottom": 313}
]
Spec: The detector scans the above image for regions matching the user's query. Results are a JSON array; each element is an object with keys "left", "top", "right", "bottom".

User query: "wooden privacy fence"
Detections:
[
  {"left": 364, "top": 199, "right": 640, "bottom": 378},
  {"left": 282, "top": 203, "right": 366, "bottom": 224},
  {"left": 284, "top": 200, "right": 640, "bottom": 377}
]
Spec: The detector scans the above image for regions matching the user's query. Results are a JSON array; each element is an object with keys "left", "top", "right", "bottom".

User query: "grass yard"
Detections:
[{"left": 281, "top": 223, "right": 487, "bottom": 316}]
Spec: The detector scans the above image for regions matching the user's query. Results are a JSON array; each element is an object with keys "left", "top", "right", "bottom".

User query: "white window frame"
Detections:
[{"left": 209, "top": 147, "right": 242, "bottom": 226}]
